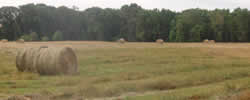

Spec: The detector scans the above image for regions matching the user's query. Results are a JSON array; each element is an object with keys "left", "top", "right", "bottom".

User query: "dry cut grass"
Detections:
[{"left": 1, "top": 41, "right": 250, "bottom": 100}]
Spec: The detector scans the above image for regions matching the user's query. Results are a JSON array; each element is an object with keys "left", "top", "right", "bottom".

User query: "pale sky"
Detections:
[{"left": 0, "top": 0, "right": 249, "bottom": 11}]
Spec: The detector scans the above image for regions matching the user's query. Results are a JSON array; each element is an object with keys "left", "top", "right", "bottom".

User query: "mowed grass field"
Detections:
[{"left": 1, "top": 41, "right": 250, "bottom": 100}]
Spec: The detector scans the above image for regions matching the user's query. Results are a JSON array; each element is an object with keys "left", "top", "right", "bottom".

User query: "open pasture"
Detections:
[{"left": 1, "top": 41, "right": 250, "bottom": 100}]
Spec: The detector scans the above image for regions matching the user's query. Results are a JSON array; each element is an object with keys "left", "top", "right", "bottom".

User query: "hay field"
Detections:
[{"left": 1, "top": 41, "right": 250, "bottom": 100}]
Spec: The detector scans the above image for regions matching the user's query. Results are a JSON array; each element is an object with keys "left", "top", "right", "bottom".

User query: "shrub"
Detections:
[
  {"left": 52, "top": 31, "right": 63, "bottom": 41},
  {"left": 30, "top": 32, "right": 39, "bottom": 41},
  {"left": 41, "top": 36, "right": 49, "bottom": 41},
  {"left": 20, "top": 34, "right": 32, "bottom": 41}
]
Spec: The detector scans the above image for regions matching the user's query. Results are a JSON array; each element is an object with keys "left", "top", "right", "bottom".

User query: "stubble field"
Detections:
[{"left": 1, "top": 41, "right": 250, "bottom": 100}]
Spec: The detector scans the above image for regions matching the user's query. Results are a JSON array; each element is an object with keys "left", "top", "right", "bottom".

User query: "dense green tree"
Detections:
[
  {"left": 0, "top": 7, "right": 21, "bottom": 40},
  {"left": 0, "top": 3, "right": 250, "bottom": 42},
  {"left": 121, "top": 3, "right": 142, "bottom": 41},
  {"left": 174, "top": 9, "right": 209, "bottom": 42},
  {"left": 209, "top": 9, "right": 230, "bottom": 41},
  {"left": 84, "top": 7, "right": 105, "bottom": 40},
  {"left": 231, "top": 8, "right": 249, "bottom": 42}
]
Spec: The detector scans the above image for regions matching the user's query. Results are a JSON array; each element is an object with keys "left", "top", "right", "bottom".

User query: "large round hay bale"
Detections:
[
  {"left": 156, "top": 39, "right": 164, "bottom": 44},
  {"left": 118, "top": 38, "right": 126, "bottom": 44},
  {"left": 1, "top": 39, "right": 8, "bottom": 43},
  {"left": 16, "top": 47, "right": 78, "bottom": 75},
  {"left": 16, "top": 39, "right": 25, "bottom": 43}
]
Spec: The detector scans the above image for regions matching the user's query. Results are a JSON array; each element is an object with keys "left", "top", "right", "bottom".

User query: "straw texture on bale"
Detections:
[
  {"left": 156, "top": 39, "right": 164, "bottom": 44},
  {"left": 1, "top": 39, "right": 8, "bottom": 43},
  {"left": 118, "top": 38, "right": 126, "bottom": 44},
  {"left": 16, "top": 47, "right": 78, "bottom": 75},
  {"left": 16, "top": 39, "right": 25, "bottom": 43}
]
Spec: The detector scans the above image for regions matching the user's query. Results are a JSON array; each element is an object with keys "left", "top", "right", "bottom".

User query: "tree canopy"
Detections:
[{"left": 0, "top": 3, "right": 250, "bottom": 42}]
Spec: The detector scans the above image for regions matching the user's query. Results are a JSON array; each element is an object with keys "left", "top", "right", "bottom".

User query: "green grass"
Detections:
[{"left": 1, "top": 44, "right": 250, "bottom": 100}]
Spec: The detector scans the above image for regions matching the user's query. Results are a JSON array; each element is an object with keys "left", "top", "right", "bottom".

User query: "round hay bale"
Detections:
[
  {"left": 203, "top": 39, "right": 209, "bottom": 43},
  {"left": 118, "top": 38, "right": 126, "bottom": 44},
  {"left": 16, "top": 39, "right": 25, "bottom": 43},
  {"left": 1, "top": 39, "right": 8, "bottom": 43},
  {"left": 209, "top": 40, "right": 215, "bottom": 43},
  {"left": 16, "top": 47, "right": 78, "bottom": 75},
  {"left": 156, "top": 39, "right": 164, "bottom": 44}
]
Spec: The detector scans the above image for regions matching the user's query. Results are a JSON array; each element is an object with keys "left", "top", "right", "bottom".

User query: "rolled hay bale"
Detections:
[
  {"left": 203, "top": 39, "right": 209, "bottom": 43},
  {"left": 1, "top": 39, "right": 8, "bottom": 43},
  {"left": 209, "top": 40, "right": 215, "bottom": 43},
  {"left": 16, "top": 39, "right": 25, "bottom": 43},
  {"left": 156, "top": 39, "right": 164, "bottom": 44},
  {"left": 118, "top": 38, "right": 126, "bottom": 44},
  {"left": 16, "top": 47, "right": 78, "bottom": 75}
]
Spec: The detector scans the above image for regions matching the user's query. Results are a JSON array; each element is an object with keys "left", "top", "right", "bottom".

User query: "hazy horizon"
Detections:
[{"left": 0, "top": 0, "right": 249, "bottom": 11}]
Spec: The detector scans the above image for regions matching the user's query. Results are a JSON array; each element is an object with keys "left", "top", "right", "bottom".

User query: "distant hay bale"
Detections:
[
  {"left": 118, "top": 38, "right": 126, "bottom": 44},
  {"left": 1, "top": 39, "right": 8, "bottom": 43},
  {"left": 16, "top": 39, "right": 25, "bottom": 43},
  {"left": 203, "top": 39, "right": 209, "bottom": 43},
  {"left": 16, "top": 47, "right": 78, "bottom": 75},
  {"left": 209, "top": 40, "right": 215, "bottom": 43},
  {"left": 203, "top": 39, "right": 215, "bottom": 43},
  {"left": 156, "top": 39, "right": 164, "bottom": 44}
]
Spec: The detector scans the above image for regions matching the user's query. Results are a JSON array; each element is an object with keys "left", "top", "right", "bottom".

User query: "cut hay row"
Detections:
[
  {"left": 16, "top": 47, "right": 78, "bottom": 75},
  {"left": 117, "top": 38, "right": 165, "bottom": 44}
]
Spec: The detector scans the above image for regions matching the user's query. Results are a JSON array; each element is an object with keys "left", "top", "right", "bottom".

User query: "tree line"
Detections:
[{"left": 0, "top": 3, "right": 250, "bottom": 42}]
